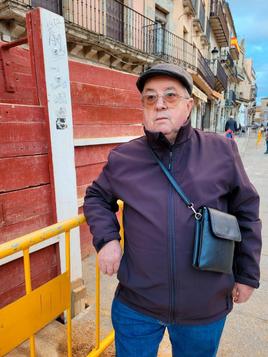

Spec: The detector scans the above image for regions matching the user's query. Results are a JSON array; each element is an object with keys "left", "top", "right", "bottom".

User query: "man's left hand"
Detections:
[{"left": 232, "top": 282, "right": 255, "bottom": 303}]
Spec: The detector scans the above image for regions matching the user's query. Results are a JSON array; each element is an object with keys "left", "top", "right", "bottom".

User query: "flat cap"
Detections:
[{"left": 136, "top": 63, "right": 193, "bottom": 95}]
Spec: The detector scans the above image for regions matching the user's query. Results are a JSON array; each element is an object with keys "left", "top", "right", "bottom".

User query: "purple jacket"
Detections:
[{"left": 83, "top": 122, "right": 262, "bottom": 325}]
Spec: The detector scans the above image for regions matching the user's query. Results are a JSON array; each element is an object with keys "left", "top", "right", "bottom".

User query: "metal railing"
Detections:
[
  {"left": 215, "top": 59, "right": 227, "bottom": 90},
  {"left": 226, "top": 89, "right": 236, "bottom": 106},
  {"left": 197, "top": 50, "right": 215, "bottom": 89},
  {"left": 0, "top": 201, "right": 124, "bottom": 356},
  {"left": 64, "top": 0, "right": 156, "bottom": 53},
  {"left": 148, "top": 26, "right": 196, "bottom": 70}
]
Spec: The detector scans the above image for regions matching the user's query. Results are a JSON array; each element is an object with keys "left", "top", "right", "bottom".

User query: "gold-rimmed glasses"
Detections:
[{"left": 141, "top": 90, "right": 190, "bottom": 108}]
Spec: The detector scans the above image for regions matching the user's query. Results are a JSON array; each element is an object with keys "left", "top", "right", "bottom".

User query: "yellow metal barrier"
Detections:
[{"left": 0, "top": 201, "right": 124, "bottom": 356}]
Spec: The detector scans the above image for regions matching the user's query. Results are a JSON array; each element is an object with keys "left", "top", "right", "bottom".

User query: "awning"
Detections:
[{"left": 192, "top": 85, "right": 207, "bottom": 102}]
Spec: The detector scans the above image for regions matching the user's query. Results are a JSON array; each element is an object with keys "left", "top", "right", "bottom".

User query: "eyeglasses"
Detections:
[{"left": 141, "top": 91, "right": 190, "bottom": 108}]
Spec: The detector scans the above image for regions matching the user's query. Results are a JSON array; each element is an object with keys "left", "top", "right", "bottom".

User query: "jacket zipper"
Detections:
[{"left": 168, "top": 148, "right": 176, "bottom": 322}]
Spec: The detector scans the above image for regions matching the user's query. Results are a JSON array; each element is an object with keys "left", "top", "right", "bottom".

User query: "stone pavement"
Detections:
[
  {"left": 217, "top": 131, "right": 268, "bottom": 357},
  {"left": 6, "top": 130, "right": 268, "bottom": 356}
]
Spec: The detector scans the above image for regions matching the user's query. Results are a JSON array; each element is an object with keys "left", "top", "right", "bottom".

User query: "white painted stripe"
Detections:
[
  {"left": 40, "top": 9, "right": 82, "bottom": 280},
  {"left": 74, "top": 136, "right": 140, "bottom": 146}
]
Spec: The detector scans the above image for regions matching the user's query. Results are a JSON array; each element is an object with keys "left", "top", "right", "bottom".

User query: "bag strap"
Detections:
[{"left": 151, "top": 149, "right": 202, "bottom": 220}]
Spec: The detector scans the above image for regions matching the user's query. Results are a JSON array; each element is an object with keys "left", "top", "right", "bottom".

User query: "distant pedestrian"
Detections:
[
  {"left": 256, "top": 128, "right": 262, "bottom": 147},
  {"left": 225, "top": 116, "right": 238, "bottom": 132},
  {"left": 225, "top": 129, "right": 234, "bottom": 139}
]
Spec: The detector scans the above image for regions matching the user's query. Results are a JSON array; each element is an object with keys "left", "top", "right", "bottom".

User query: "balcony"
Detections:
[
  {"left": 148, "top": 26, "right": 196, "bottom": 71},
  {"left": 211, "top": 60, "right": 227, "bottom": 92},
  {"left": 209, "top": 0, "right": 229, "bottom": 47},
  {"left": 183, "top": 0, "right": 197, "bottom": 16},
  {"left": 226, "top": 89, "right": 236, "bottom": 106},
  {"left": 197, "top": 50, "right": 215, "bottom": 89},
  {"left": 221, "top": 50, "right": 238, "bottom": 81}
]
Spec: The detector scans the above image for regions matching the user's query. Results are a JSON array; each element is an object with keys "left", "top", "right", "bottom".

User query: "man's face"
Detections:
[{"left": 142, "top": 76, "right": 194, "bottom": 143}]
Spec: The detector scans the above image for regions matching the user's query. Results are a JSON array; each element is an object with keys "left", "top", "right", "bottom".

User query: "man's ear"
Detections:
[{"left": 186, "top": 98, "right": 194, "bottom": 116}]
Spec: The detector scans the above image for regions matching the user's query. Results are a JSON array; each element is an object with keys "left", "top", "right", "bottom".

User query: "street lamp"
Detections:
[{"left": 211, "top": 47, "right": 219, "bottom": 60}]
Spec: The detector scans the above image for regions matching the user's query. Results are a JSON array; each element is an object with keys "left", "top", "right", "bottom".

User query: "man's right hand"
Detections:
[{"left": 98, "top": 240, "right": 122, "bottom": 276}]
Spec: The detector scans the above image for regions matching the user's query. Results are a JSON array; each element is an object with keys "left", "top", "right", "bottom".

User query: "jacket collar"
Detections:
[{"left": 145, "top": 119, "right": 193, "bottom": 150}]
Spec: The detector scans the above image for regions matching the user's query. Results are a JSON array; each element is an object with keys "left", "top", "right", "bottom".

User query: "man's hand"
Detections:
[
  {"left": 98, "top": 240, "right": 122, "bottom": 276},
  {"left": 232, "top": 282, "right": 254, "bottom": 303}
]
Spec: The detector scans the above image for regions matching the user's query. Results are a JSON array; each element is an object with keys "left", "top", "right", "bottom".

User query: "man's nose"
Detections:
[{"left": 155, "top": 95, "right": 167, "bottom": 109}]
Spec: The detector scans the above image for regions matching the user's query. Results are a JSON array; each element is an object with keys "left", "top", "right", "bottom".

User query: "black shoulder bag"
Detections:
[{"left": 151, "top": 149, "right": 241, "bottom": 274}]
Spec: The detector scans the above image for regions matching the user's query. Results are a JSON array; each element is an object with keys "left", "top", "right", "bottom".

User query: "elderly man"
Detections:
[
  {"left": 225, "top": 115, "right": 238, "bottom": 133},
  {"left": 84, "top": 63, "right": 262, "bottom": 357}
]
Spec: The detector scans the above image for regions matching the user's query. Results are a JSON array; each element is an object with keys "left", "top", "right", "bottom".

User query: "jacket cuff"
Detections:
[
  {"left": 234, "top": 274, "right": 260, "bottom": 289},
  {"left": 94, "top": 234, "right": 121, "bottom": 253}
]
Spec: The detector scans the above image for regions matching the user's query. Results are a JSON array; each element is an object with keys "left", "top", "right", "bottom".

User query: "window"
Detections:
[
  {"left": 31, "top": 0, "right": 62, "bottom": 15},
  {"left": 154, "top": 6, "right": 168, "bottom": 55}
]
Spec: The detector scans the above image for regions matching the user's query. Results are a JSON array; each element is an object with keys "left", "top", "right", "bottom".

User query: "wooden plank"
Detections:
[
  {"left": 0, "top": 104, "right": 44, "bottom": 123},
  {"left": 0, "top": 47, "right": 32, "bottom": 75},
  {"left": 0, "top": 155, "right": 50, "bottom": 192},
  {"left": 0, "top": 265, "right": 58, "bottom": 309},
  {"left": 73, "top": 123, "right": 143, "bottom": 139},
  {"left": 0, "top": 185, "right": 52, "bottom": 226},
  {"left": 77, "top": 184, "right": 89, "bottom": 201},
  {"left": 76, "top": 163, "right": 105, "bottom": 187},
  {"left": 79, "top": 220, "right": 94, "bottom": 259},
  {"left": 75, "top": 144, "right": 115, "bottom": 166},
  {"left": 0, "top": 122, "right": 48, "bottom": 157},
  {"left": 69, "top": 60, "right": 138, "bottom": 90},
  {"left": 78, "top": 207, "right": 94, "bottom": 259},
  {"left": 0, "top": 213, "right": 53, "bottom": 243},
  {"left": 72, "top": 104, "right": 143, "bottom": 125},
  {"left": 0, "top": 70, "right": 38, "bottom": 104},
  {"left": 71, "top": 82, "right": 141, "bottom": 107},
  {"left": 0, "top": 141, "right": 48, "bottom": 158}
]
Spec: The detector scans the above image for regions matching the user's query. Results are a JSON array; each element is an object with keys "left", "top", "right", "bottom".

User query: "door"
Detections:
[
  {"left": 106, "top": 0, "right": 124, "bottom": 42},
  {"left": 31, "top": 0, "right": 62, "bottom": 15}
]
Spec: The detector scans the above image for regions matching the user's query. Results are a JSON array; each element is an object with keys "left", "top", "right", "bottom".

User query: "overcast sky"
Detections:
[{"left": 228, "top": 0, "right": 268, "bottom": 104}]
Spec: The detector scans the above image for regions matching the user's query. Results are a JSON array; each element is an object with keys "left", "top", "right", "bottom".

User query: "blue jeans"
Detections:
[{"left": 112, "top": 299, "right": 226, "bottom": 357}]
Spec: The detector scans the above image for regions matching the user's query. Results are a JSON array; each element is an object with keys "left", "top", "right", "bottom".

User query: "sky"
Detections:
[{"left": 228, "top": 0, "right": 268, "bottom": 104}]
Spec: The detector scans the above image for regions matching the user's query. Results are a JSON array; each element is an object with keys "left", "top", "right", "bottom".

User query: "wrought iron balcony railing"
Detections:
[
  {"left": 213, "top": 59, "right": 228, "bottom": 91},
  {"left": 197, "top": 50, "right": 215, "bottom": 89},
  {"left": 226, "top": 89, "right": 236, "bottom": 106},
  {"left": 148, "top": 26, "right": 196, "bottom": 70}
]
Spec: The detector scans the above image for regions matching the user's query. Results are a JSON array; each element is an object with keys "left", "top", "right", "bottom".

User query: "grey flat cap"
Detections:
[{"left": 136, "top": 63, "right": 193, "bottom": 95}]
